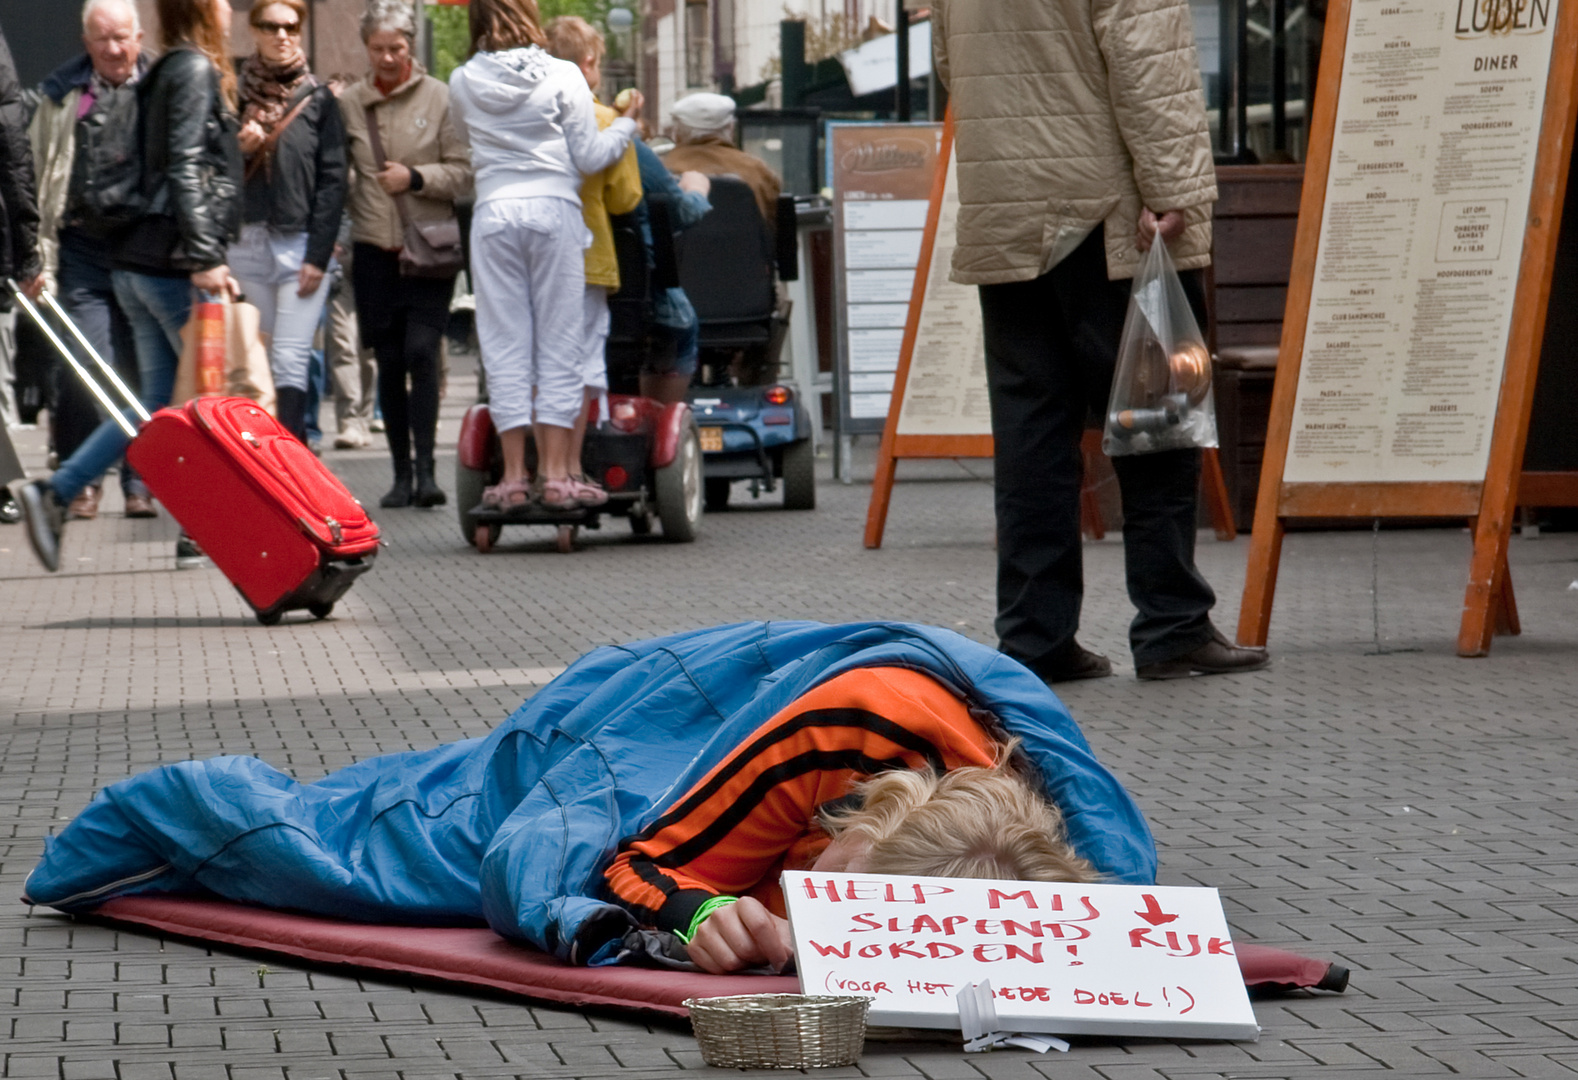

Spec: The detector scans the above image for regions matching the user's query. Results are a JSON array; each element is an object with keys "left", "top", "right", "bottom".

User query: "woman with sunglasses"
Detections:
[{"left": 228, "top": 0, "right": 347, "bottom": 443}]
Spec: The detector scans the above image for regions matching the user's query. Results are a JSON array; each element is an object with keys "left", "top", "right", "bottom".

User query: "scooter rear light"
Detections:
[
  {"left": 763, "top": 385, "right": 793, "bottom": 405},
  {"left": 604, "top": 465, "right": 629, "bottom": 490}
]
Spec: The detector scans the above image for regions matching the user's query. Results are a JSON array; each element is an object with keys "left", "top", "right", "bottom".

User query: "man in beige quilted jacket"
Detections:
[{"left": 934, "top": 0, "right": 1269, "bottom": 682}]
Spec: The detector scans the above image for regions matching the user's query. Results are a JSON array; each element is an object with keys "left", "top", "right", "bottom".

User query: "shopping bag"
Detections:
[
  {"left": 1101, "top": 238, "right": 1217, "bottom": 456},
  {"left": 172, "top": 294, "right": 276, "bottom": 415}
]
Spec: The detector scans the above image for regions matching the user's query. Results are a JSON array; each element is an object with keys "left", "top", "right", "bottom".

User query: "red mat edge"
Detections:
[{"left": 88, "top": 896, "right": 799, "bottom": 1018}]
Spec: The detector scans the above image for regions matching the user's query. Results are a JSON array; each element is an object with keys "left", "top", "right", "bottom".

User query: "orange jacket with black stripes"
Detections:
[{"left": 602, "top": 666, "right": 1000, "bottom": 936}]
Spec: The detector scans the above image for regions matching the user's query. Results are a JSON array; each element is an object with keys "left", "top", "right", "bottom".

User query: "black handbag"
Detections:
[{"left": 363, "top": 105, "right": 463, "bottom": 279}]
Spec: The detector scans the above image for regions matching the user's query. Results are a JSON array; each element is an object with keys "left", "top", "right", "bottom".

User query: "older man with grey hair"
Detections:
[
  {"left": 24, "top": 0, "right": 155, "bottom": 521},
  {"left": 663, "top": 91, "right": 780, "bottom": 229}
]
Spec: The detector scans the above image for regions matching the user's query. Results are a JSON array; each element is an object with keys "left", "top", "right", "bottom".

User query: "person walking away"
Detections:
[
  {"left": 228, "top": 0, "right": 347, "bottom": 444},
  {"left": 932, "top": 0, "right": 1269, "bottom": 682},
  {"left": 340, "top": 0, "right": 471, "bottom": 509},
  {"left": 28, "top": 0, "right": 157, "bottom": 522},
  {"left": 0, "top": 22, "right": 46, "bottom": 529},
  {"left": 447, "top": 0, "right": 640, "bottom": 512},
  {"left": 13, "top": 0, "right": 241, "bottom": 573},
  {"left": 543, "top": 14, "right": 641, "bottom": 507}
]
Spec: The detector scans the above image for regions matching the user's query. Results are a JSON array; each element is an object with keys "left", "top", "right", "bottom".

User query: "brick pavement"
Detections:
[{"left": 3, "top": 362, "right": 1577, "bottom": 1078}]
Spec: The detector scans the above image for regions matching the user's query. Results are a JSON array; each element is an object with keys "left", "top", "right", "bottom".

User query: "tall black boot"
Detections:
[
  {"left": 380, "top": 459, "right": 413, "bottom": 508},
  {"left": 275, "top": 386, "right": 309, "bottom": 443},
  {"left": 413, "top": 455, "right": 447, "bottom": 508}
]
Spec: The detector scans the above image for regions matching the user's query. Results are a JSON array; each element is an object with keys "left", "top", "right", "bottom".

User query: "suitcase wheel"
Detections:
[
  {"left": 309, "top": 602, "right": 334, "bottom": 620},
  {"left": 256, "top": 608, "right": 283, "bottom": 626}
]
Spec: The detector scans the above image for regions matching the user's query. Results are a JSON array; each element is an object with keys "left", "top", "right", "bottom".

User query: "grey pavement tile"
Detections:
[{"left": 4, "top": 369, "right": 1578, "bottom": 1078}]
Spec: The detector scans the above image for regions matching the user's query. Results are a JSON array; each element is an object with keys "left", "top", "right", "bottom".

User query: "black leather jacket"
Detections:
[
  {"left": 0, "top": 29, "right": 42, "bottom": 287},
  {"left": 114, "top": 46, "right": 242, "bottom": 275},
  {"left": 243, "top": 84, "right": 347, "bottom": 271}
]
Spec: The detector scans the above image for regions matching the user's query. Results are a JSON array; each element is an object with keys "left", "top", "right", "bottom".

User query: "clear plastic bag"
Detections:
[{"left": 1101, "top": 239, "right": 1218, "bottom": 457}]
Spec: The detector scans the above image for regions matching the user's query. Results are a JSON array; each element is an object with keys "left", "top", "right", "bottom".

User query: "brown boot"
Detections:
[
  {"left": 123, "top": 493, "right": 158, "bottom": 518},
  {"left": 67, "top": 484, "right": 101, "bottom": 521}
]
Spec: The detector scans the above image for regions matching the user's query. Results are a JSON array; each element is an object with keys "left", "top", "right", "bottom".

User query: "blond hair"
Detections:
[
  {"left": 820, "top": 746, "right": 1097, "bottom": 884},
  {"left": 544, "top": 14, "right": 604, "bottom": 64}
]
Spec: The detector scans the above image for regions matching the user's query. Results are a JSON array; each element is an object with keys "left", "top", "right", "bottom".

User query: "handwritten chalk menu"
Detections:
[
  {"left": 782, "top": 872, "right": 1260, "bottom": 1041},
  {"left": 1285, "top": 0, "right": 1561, "bottom": 483},
  {"left": 894, "top": 149, "right": 993, "bottom": 437},
  {"left": 830, "top": 124, "right": 943, "bottom": 432}
]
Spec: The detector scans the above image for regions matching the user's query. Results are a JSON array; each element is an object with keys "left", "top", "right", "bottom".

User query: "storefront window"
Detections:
[{"left": 1192, "top": 0, "right": 1325, "bottom": 163}]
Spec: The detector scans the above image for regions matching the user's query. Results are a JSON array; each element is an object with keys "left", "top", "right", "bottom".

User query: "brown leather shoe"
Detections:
[
  {"left": 67, "top": 485, "right": 101, "bottom": 521},
  {"left": 1137, "top": 629, "right": 1270, "bottom": 680},
  {"left": 123, "top": 493, "right": 158, "bottom": 518},
  {"left": 1009, "top": 641, "right": 1114, "bottom": 684}
]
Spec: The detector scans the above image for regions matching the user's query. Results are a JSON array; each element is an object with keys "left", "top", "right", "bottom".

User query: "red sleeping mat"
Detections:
[
  {"left": 85, "top": 896, "right": 1345, "bottom": 1018},
  {"left": 90, "top": 896, "right": 795, "bottom": 1017}
]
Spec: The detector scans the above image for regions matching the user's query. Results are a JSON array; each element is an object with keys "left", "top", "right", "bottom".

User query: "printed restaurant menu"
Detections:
[
  {"left": 895, "top": 151, "right": 995, "bottom": 438},
  {"left": 1286, "top": 0, "right": 1560, "bottom": 483}
]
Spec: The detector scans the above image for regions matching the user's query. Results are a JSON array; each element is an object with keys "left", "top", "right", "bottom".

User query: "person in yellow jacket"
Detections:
[{"left": 545, "top": 16, "right": 642, "bottom": 497}]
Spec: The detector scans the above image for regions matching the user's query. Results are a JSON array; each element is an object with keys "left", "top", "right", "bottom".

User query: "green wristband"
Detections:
[{"left": 676, "top": 895, "right": 739, "bottom": 944}]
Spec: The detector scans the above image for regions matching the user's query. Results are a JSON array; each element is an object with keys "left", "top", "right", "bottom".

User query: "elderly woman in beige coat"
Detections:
[
  {"left": 933, "top": 0, "right": 1269, "bottom": 685},
  {"left": 340, "top": 0, "right": 472, "bottom": 509}
]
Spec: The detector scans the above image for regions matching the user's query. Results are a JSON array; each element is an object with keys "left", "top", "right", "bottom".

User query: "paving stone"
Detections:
[{"left": 3, "top": 362, "right": 1578, "bottom": 1078}]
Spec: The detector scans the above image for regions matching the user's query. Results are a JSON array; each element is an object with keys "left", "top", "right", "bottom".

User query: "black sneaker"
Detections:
[
  {"left": 10, "top": 479, "right": 65, "bottom": 572},
  {"left": 0, "top": 491, "right": 20, "bottom": 524},
  {"left": 175, "top": 533, "right": 208, "bottom": 569}
]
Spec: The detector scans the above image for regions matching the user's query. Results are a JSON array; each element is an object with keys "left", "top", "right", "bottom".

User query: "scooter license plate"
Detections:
[{"left": 699, "top": 427, "right": 724, "bottom": 452}]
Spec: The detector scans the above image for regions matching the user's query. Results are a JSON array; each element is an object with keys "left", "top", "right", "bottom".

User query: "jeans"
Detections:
[
  {"left": 978, "top": 227, "right": 1217, "bottom": 668},
  {"left": 55, "top": 239, "right": 146, "bottom": 495},
  {"left": 229, "top": 225, "right": 331, "bottom": 393},
  {"left": 50, "top": 272, "right": 190, "bottom": 504}
]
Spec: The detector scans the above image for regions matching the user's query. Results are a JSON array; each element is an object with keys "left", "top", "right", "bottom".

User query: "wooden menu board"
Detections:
[
  {"left": 863, "top": 115, "right": 995, "bottom": 549},
  {"left": 1238, "top": 0, "right": 1578, "bottom": 656},
  {"left": 829, "top": 122, "right": 943, "bottom": 435}
]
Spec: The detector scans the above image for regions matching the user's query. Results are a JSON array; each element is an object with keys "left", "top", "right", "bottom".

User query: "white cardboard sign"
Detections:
[{"left": 782, "top": 872, "right": 1260, "bottom": 1041}]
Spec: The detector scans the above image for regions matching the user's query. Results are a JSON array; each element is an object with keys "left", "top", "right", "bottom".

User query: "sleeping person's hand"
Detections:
[{"left": 686, "top": 897, "right": 792, "bottom": 974}]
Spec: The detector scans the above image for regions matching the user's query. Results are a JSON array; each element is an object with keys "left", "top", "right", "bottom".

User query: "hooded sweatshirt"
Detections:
[{"left": 448, "top": 45, "right": 636, "bottom": 208}]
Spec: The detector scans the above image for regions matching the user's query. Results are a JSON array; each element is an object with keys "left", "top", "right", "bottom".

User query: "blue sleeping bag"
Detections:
[{"left": 23, "top": 621, "right": 1156, "bottom": 962}]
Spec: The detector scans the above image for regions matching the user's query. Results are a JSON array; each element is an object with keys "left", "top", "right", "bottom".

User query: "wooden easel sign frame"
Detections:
[
  {"left": 863, "top": 112, "right": 995, "bottom": 549},
  {"left": 1238, "top": 0, "right": 1578, "bottom": 656}
]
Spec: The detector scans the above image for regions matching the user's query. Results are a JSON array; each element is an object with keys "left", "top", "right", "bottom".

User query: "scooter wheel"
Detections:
[
  {"left": 556, "top": 524, "right": 577, "bottom": 554},
  {"left": 475, "top": 523, "right": 500, "bottom": 553}
]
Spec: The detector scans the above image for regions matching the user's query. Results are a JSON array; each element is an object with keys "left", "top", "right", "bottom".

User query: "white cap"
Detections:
[{"left": 670, "top": 91, "right": 736, "bottom": 132}]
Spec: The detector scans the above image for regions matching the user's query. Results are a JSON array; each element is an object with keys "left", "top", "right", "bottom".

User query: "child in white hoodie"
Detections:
[{"left": 448, "top": 0, "right": 641, "bottom": 511}]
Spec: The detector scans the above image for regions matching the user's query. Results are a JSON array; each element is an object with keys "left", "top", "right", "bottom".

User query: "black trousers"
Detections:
[
  {"left": 978, "top": 227, "right": 1216, "bottom": 670},
  {"left": 352, "top": 244, "right": 453, "bottom": 467}
]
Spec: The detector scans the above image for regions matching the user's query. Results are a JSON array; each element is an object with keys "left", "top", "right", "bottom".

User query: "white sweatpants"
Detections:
[
  {"left": 581, "top": 286, "right": 610, "bottom": 392},
  {"left": 472, "top": 197, "right": 590, "bottom": 431}
]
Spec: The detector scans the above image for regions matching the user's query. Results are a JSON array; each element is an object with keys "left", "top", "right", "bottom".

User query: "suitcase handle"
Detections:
[{"left": 8, "top": 278, "right": 152, "bottom": 435}]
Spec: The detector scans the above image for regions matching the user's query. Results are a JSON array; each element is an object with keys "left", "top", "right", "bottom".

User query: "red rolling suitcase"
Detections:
[
  {"left": 127, "top": 398, "right": 380, "bottom": 624},
  {"left": 9, "top": 281, "right": 379, "bottom": 625}
]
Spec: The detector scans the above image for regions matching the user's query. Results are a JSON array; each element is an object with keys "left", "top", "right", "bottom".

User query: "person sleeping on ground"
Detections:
[{"left": 22, "top": 622, "right": 1152, "bottom": 972}]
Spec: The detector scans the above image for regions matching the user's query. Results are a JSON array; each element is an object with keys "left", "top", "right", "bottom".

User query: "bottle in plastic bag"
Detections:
[{"left": 1101, "top": 238, "right": 1218, "bottom": 457}]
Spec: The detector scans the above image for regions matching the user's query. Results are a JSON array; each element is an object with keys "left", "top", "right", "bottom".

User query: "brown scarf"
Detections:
[{"left": 239, "top": 51, "right": 315, "bottom": 135}]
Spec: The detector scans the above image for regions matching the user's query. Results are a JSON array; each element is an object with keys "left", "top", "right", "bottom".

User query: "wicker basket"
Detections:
[{"left": 684, "top": 994, "right": 871, "bottom": 1069}]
